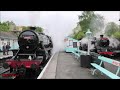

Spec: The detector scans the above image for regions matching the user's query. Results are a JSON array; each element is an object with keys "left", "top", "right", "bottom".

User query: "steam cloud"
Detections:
[
  {"left": 80, "top": 15, "right": 120, "bottom": 50},
  {"left": 28, "top": 12, "right": 79, "bottom": 53},
  {"left": 28, "top": 11, "right": 120, "bottom": 53},
  {"left": 28, "top": 11, "right": 40, "bottom": 26},
  {"left": 42, "top": 12, "right": 79, "bottom": 53}
]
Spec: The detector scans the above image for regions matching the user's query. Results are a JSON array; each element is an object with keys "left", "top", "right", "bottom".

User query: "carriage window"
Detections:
[
  {"left": 73, "top": 42, "right": 77, "bottom": 48},
  {"left": 69, "top": 40, "right": 73, "bottom": 46}
]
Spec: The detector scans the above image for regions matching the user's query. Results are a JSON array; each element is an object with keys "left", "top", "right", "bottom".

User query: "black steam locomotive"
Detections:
[
  {"left": 17, "top": 27, "right": 53, "bottom": 61},
  {"left": 80, "top": 35, "right": 117, "bottom": 57},
  {"left": 3, "top": 27, "right": 53, "bottom": 77}
]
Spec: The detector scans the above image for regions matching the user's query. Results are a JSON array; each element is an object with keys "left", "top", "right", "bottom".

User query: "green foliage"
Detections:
[
  {"left": 35, "top": 27, "right": 43, "bottom": 33},
  {"left": 89, "top": 14, "right": 104, "bottom": 34},
  {"left": 113, "top": 31, "right": 120, "bottom": 39},
  {"left": 22, "top": 26, "right": 43, "bottom": 32},
  {"left": 78, "top": 11, "right": 94, "bottom": 33},
  {"left": 105, "top": 22, "right": 119, "bottom": 37},
  {"left": 73, "top": 31, "right": 85, "bottom": 40},
  {"left": 22, "top": 26, "right": 30, "bottom": 31},
  {"left": 0, "top": 21, "right": 16, "bottom": 32},
  {"left": 0, "top": 21, "right": 43, "bottom": 33},
  {"left": 0, "top": 22, "right": 10, "bottom": 31},
  {"left": 78, "top": 11, "right": 104, "bottom": 34},
  {"left": 71, "top": 11, "right": 104, "bottom": 40},
  {"left": 72, "top": 23, "right": 84, "bottom": 39}
]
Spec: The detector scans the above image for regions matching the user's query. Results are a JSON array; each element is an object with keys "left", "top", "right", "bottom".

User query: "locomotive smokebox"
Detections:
[{"left": 29, "top": 27, "right": 36, "bottom": 30}]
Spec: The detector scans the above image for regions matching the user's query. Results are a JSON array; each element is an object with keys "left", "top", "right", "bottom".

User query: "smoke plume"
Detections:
[
  {"left": 38, "top": 12, "right": 79, "bottom": 53},
  {"left": 28, "top": 11, "right": 40, "bottom": 26},
  {"left": 80, "top": 13, "right": 120, "bottom": 50}
]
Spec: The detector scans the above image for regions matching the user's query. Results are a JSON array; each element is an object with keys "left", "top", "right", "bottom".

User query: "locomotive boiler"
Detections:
[{"left": 2, "top": 27, "right": 53, "bottom": 77}]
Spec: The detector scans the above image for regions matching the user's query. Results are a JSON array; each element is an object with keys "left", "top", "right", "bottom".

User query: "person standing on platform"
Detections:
[
  {"left": 6, "top": 43, "right": 11, "bottom": 55},
  {"left": 2, "top": 43, "right": 6, "bottom": 55}
]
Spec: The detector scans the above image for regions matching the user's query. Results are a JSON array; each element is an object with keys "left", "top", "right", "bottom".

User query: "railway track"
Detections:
[
  {"left": 0, "top": 56, "right": 12, "bottom": 79},
  {"left": 0, "top": 67, "right": 10, "bottom": 79}
]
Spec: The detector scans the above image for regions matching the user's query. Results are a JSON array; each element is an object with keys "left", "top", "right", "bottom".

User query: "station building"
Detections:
[{"left": 0, "top": 31, "right": 19, "bottom": 51}]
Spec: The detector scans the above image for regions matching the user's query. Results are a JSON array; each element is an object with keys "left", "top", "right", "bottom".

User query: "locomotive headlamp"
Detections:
[
  {"left": 26, "top": 46, "right": 29, "bottom": 49},
  {"left": 86, "top": 29, "right": 92, "bottom": 55}
]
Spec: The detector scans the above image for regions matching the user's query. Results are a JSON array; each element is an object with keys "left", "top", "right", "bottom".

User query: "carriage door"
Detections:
[{"left": 73, "top": 42, "right": 77, "bottom": 48}]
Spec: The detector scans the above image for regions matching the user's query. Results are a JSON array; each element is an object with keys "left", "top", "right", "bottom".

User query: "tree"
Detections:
[
  {"left": 89, "top": 14, "right": 105, "bottom": 34},
  {"left": 22, "top": 26, "right": 43, "bottom": 32},
  {"left": 22, "top": 26, "right": 30, "bottom": 31},
  {"left": 0, "top": 22, "right": 9, "bottom": 31},
  {"left": 78, "top": 11, "right": 104, "bottom": 34},
  {"left": 35, "top": 27, "right": 43, "bottom": 33},
  {"left": 105, "top": 22, "right": 119, "bottom": 37},
  {"left": 8, "top": 21, "right": 16, "bottom": 31},
  {"left": 71, "top": 11, "right": 105, "bottom": 40},
  {"left": 72, "top": 23, "right": 84, "bottom": 40},
  {"left": 78, "top": 11, "right": 95, "bottom": 33},
  {"left": 0, "top": 21, "right": 17, "bottom": 32},
  {"left": 73, "top": 31, "right": 84, "bottom": 40}
]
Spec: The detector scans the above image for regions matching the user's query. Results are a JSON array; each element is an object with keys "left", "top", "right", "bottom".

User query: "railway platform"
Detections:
[
  {"left": 0, "top": 51, "right": 13, "bottom": 56},
  {"left": 0, "top": 51, "right": 13, "bottom": 59},
  {"left": 0, "top": 51, "right": 13, "bottom": 67},
  {"left": 38, "top": 51, "right": 108, "bottom": 79}
]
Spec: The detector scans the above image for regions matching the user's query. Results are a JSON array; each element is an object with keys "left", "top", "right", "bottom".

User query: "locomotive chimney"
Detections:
[
  {"left": 100, "top": 35, "right": 104, "bottom": 38},
  {"left": 29, "top": 27, "right": 36, "bottom": 30}
]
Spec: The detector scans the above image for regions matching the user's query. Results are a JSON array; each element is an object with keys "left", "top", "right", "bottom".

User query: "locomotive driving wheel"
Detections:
[{"left": 18, "top": 65, "right": 26, "bottom": 77}]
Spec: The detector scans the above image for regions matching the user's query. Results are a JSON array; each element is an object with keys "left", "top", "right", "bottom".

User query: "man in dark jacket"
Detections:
[
  {"left": 6, "top": 43, "right": 11, "bottom": 55},
  {"left": 2, "top": 43, "right": 6, "bottom": 55}
]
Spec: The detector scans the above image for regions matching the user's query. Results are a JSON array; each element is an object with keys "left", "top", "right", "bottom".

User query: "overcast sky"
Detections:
[
  {"left": 0, "top": 11, "right": 120, "bottom": 51},
  {"left": 1, "top": 11, "right": 120, "bottom": 25},
  {"left": 1, "top": 11, "right": 119, "bottom": 36}
]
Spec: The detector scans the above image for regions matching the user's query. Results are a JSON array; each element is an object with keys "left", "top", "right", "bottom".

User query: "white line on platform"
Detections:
[
  {"left": 0, "top": 55, "right": 12, "bottom": 59},
  {"left": 37, "top": 52, "right": 56, "bottom": 79}
]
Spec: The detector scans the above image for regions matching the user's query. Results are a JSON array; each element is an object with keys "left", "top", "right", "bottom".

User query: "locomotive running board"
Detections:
[{"left": 18, "top": 54, "right": 36, "bottom": 56}]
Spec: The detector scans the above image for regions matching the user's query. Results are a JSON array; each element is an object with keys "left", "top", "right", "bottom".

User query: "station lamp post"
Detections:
[{"left": 86, "top": 29, "right": 92, "bottom": 55}]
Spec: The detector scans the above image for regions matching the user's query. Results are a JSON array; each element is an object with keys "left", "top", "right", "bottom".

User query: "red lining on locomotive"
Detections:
[
  {"left": 98, "top": 52, "right": 115, "bottom": 55},
  {"left": 101, "top": 37, "right": 109, "bottom": 40},
  {"left": 6, "top": 60, "right": 42, "bottom": 69}
]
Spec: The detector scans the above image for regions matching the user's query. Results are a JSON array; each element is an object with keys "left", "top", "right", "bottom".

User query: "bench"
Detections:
[{"left": 91, "top": 56, "right": 120, "bottom": 79}]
